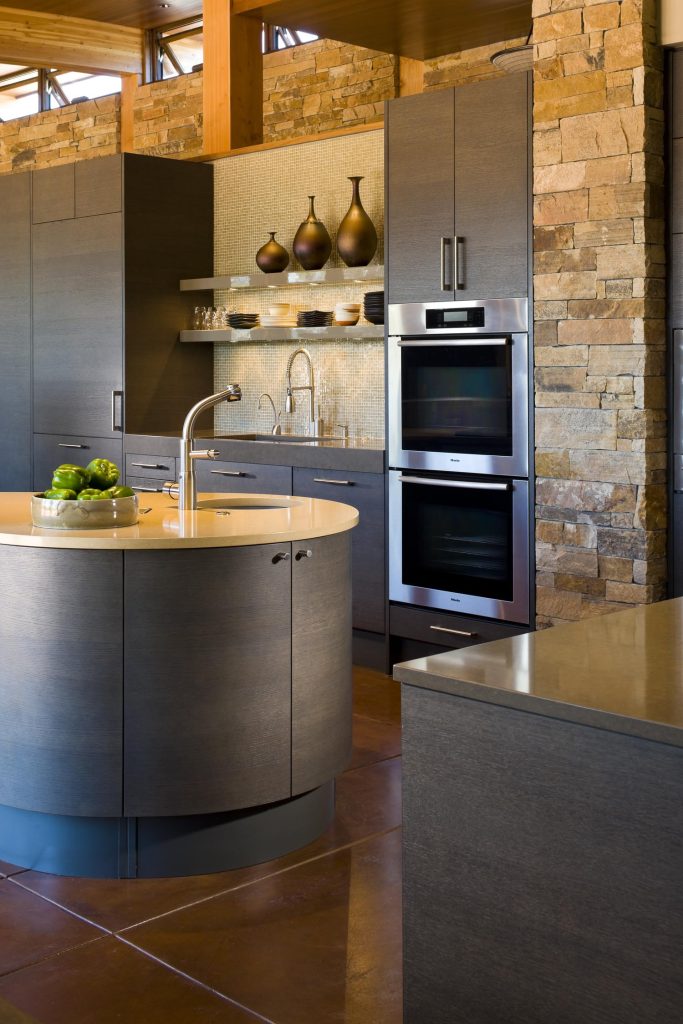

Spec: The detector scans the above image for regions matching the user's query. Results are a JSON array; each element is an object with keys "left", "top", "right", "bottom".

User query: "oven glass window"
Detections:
[
  {"left": 402, "top": 479, "right": 513, "bottom": 601},
  {"left": 401, "top": 341, "right": 512, "bottom": 455}
]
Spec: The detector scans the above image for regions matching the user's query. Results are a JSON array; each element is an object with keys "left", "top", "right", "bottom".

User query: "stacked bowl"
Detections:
[
  {"left": 334, "top": 302, "right": 361, "bottom": 326},
  {"left": 363, "top": 291, "right": 384, "bottom": 325}
]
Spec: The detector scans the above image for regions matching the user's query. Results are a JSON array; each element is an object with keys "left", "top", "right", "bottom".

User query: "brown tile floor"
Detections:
[{"left": 0, "top": 667, "right": 402, "bottom": 1024}]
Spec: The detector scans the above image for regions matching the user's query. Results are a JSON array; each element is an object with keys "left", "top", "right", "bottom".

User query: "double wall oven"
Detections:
[{"left": 388, "top": 299, "right": 531, "bottom": 625}]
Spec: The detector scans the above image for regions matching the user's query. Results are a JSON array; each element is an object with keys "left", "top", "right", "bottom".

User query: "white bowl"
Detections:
[
  {"left": 268, "top": 303, "right": 290, "bottom": 315},
  {"left": 31, "top": 494, "right": 139, "bottom": 530}
]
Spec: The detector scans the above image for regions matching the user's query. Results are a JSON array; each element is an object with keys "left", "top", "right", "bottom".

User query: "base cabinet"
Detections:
[{"left": 34, "top": 434, "right": 123, "bottom": 492}]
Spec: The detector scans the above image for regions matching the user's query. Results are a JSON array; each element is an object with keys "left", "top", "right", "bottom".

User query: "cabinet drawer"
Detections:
[
  {"left": 34, "top": 434, "right": 123, "bottom": 492},
  {"left": 127, "top": 476, "right": 169, "bottom": 494},
  {"left": 195, "top": 460, "right": 292, "bottom": 495},
  {"left": 293, "top": 468, "right": 385, "bottom": 635},
  {"left": 125, "top": 453, "right": 176, "bottom": 480},
  {"left": 390, "top": 603, "right": 528, "bottom": 651}
]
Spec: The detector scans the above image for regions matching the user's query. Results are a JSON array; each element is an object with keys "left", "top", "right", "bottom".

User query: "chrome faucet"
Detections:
[
  {"left": 175, "top": 384, "right": 242, "bottom": 510},
  {"left": 285, "top": 347, "right": 320, "bottom": 436},
  {"left": 258, "top": 392, "right": 281, "bottom": 435}
]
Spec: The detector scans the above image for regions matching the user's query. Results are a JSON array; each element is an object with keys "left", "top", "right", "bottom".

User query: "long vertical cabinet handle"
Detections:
[
  {"left": 440, "top": 237, "right": 453, "bottom": 292},
  {"left": 454, "top": 236, "right": 465, "bottom": 290},
  {"left": 111, "top": 390, "right": 123, "bottom": 432}
]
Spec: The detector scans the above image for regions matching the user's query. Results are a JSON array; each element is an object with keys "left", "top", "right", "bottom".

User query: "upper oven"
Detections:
[{"left": 388, "top": 299, "right": 529, "bottom": 477}]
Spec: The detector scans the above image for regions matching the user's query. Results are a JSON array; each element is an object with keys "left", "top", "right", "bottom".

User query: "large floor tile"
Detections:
[
  {"left": 349, "top": 713, "right": 402, "bottom": 770},
  {"left": 126, "top": 829, "right": 402, "bottom": 1024},
  {"left": 0, "top": 936, "right": 258, "bottom": 1023},
  {"left": 0, "top": 880, "right": 104, "bottom": 976},
  {"left": 14, "top": 757, "right": 401, "bottom": 934},
  {"left": 0, "top": 861, "right": 27, "bottom": 878},
  {"left": 353, "top": 668, "right": 401, "bottom": 726}
]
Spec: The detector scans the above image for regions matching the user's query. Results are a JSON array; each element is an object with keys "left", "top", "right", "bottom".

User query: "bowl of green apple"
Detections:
[{"left": 32, "top": 459, "right": 139, "bottom": 529}]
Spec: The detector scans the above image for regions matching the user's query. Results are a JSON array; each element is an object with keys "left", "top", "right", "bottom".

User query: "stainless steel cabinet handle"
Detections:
[
  {"left": 111, "top": 390, "right": 123, "bottom": 432},
  {"left": 296, "top": 549, "right": 313, "bottom": 560},
  {"left": 58, "top": 442, "right": 89, "bottom": 449},
  {"left": 272, "top": 551, "right": 290, "bottom": 563},
  {"left": 131, "top": 485, "right": 163, "bottom": 492},
  {"left": 454, "top": 236, "right": 465, "bottom": 290},
  {"left": 430, "top": 625, "right": 478, "bottom": 639},
  {"left": 440, "top": 236, "right": 453, "bottom": 291},
  {"left": 398, "top": 475, "right": 511, "bottom": 492},
  {"left": 397, "top": 339, "right": 508, "bottom": 348},
  {"left": 211, "top": 470, "right": 245, "bottom": 477},
  {"left": 313, "top": 478, "right": 354, "bottom": 486},
  {"left": 131, "top": 462, "right": 169, "bottom": 470}
]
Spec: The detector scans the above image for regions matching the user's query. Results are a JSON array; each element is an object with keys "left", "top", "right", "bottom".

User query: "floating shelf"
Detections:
[
  {"left": 179, "top": 265, "right": 384, "bottom": 292},
  {"left": 179, "top": 325, "right": 385, "bottom": 343}
]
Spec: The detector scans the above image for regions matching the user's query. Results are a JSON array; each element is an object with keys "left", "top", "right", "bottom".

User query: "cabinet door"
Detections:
[
  {"left": 123, "top": 544, "right": 292, "bottom": 817},
  {"left": 386, "top": 89, "right": 455, "bottom": 304},
  {"left": 75, "top": 155, "right": 122, "bottom": 218},
  {"left": 292, "top": 532, "right": 353, "bottom": 794},
  {"left": 293, "top": 468, "right": 385, "bottom": 634},
  {"left": 32, "top": 164, "right": 75, "bottom": 224},
  {"left": 195, "top": 459, "right": 292, "bottom": 495},
  {"left": 452, "top": 74, "right": 529, "bottom": 299},
  {"left": 34, "top": 434, "right": 123, "bottom": 492},
  {"left": 0, "top": 173, "right": 31, "bottom": 490},
  {"left": 33, "top": 213, "right": 123, "bottom": 437}
]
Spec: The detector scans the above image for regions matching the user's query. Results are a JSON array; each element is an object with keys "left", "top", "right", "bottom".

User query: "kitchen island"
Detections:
[
  {"left": 396, "top": 599, "right": 683, "bottom": 1024},
  {"left": 0, "top": 491, "right": 357, "bottom": 878}
]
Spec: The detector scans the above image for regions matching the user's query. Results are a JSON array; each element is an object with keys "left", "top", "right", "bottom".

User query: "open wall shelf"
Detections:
[
  {"left": 179, "top": 265, "right": 384, "bottom": 292},
  {"left": 179, "top": 325, "right": 385, "bottom": 343}
]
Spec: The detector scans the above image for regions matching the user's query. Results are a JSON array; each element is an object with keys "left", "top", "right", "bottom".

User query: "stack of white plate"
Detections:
[{"left": 260, "top": 314, "right": 297, "bottom": 327}]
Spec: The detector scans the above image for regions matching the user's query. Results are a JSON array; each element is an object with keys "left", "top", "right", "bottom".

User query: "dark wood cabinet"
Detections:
[
  {"left": 195, "top": 458, "right": 292, "bottom": 495},
  {"left": 386, "top": 74, "right": 530, "bottom": 304},
  {"left": 0, "top": 172, "right": 32, "bottom": 490},
  {"left": 34, "top": 434, "right": 123, "bottom": 492},
  {"left": 293, "top": 468, "right": 385, "bottom": 634},
  {"left": 32, "top": 163, "right": 74, "bottom": 224}
]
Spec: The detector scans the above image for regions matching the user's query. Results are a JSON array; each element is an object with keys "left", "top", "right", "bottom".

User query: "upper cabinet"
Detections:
[{"left": 386, "top": 74, "right": 531, "bottom": 304}]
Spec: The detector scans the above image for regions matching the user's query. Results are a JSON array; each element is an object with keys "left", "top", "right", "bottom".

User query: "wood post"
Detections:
[
  {"left": 202, "top": 0, "right": 263, "bottom": 157},
  {"left": 399, "top": 56, "right": 424, "bottom": 96}
]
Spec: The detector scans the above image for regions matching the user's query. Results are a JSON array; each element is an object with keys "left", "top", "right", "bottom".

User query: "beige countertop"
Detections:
[
  {"left": 0, "top": 492, "right": 358, "bottom": 550},
  {"left": 395, "top": 599, "right": 683, "bottom": 747}
]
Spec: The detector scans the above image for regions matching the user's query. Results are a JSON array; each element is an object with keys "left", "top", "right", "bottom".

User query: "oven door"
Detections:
[
  {"left": 389, "top": 470, "right": 530, "bottom": 624},
  {"left": 388, "top": 333, "right": 529, "bottom": 476}
]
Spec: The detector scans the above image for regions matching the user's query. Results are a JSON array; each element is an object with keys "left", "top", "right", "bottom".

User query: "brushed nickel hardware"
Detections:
[
  {"left": 397, "top": 338, "right": 508, "bottom": 348},
  {"left": 111, "top": 390, "right": 123, "bottom": 432},
  {"left": 285, "top": 347, "right": 320, "bottom": 436},
  {"left": 258, "top": 392, "right": 282, "bottom": 435},
  {"left": 216, "top": 510, "right": 232, "bottom": 516},
  {"left": 440, "top": 237, "right": 453, "bottom": 292},
  {"left": 131, "top": 462, "right": 169, "bottom": 470},
  {"left": 162, "top": 481, "right": 179, "bottom": 498},
  {"left": 211, "top": 470, "right": 245, "bottom": 477},
  {"left": 454, "top": 236, "right": 465, "bottom": 290},
  {"left": 175, "top": 385, "right": 242, "bottom": 510},
  {"left": 58, "top": 442, "right": 89, "bottom": 449},
  {"left": 430, "top": 625, "right": 478, "bottom": 639},
  {"left": 138, "top": 507, "right": 153, "bottom": 514},
  {"left": 272, "top": 551, "right": 290, "bottom": 563},
  {"left": 313, "top": 478, "right": 354, "bottom": 486},
  {"left": 296, "top": 549, "right": 313, "bottom": 560},
  {"left": 132, "top": 485, "right": 163, "bottom": 492},
  {"left": 398, "top": 475, "right": 511, "bottom": 492}
]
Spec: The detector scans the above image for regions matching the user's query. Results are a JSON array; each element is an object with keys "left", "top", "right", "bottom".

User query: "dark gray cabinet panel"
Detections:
[
  {"left": 292, "top": 532, "right": 353, "bottom": 794},
  {"left": 123, "top": 545, "right": 292, "bottom": 817},
  {"left": 32, "top": 213, "right": 123, "bottom": 438},
  {"left": 673, "top": 492, "right": 683, "bottom": 597},
  {"left": 673, "top": 50, "right": 683, "bottom": 139},
  {"left": 390, "top": 603, "right": 527, "bottom": 651},
  {"left": 75, "top": 154, "right": 122, "bottom": 218},
  {"left": 671, "top": 234, "right": 683, "bottom": 328},
  {"left": 125, "top": 452, "right": 176, "bottom": 480},
  {"left": 32, "top": 163, "right": 75, "bottom": 223},
  {"left": 195, "top": 459, "right": 292, "bottom": 495},
  {"left": 0, "top": 546, "right": 123, "bottom": 817},
  {"left": 293, "top": 468, "right": 385, "bottom": 634},
  {"left": 386, "top": 89, "right": 455, "bottom": 304},
  {"left": 452, "top": 74, "right": 529, "bottom": 299},
  {"left": 33, "top": 433, "right": 123, "bottom": 491},
  {"left": 0, "top": 172, "right": 31, "bottom": 491}
]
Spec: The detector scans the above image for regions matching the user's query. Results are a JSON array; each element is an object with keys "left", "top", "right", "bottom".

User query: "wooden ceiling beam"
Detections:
[
  {"left": 202, "top": 0, "right": 263, "bottom": 158},
  {"left": 0, "top": 5, "right": 144, "bottom": 74}
]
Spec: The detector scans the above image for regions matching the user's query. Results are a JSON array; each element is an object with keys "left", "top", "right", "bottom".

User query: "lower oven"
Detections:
[{"left": 389, "top": 470, "right": 530, "bottom": 625}]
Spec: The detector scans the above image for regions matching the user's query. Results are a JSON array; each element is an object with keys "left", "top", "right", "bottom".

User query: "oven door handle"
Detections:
[
  {"left": 397, "top": 338, "right": 509, "bottom": 347},
  {"left": 398, "top": 475, "right": 512, "bottom": 492}
]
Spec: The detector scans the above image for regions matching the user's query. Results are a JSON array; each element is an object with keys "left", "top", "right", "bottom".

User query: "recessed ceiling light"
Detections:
[{"left": 159, "top": 3, "right": 171, "bottom": 7}]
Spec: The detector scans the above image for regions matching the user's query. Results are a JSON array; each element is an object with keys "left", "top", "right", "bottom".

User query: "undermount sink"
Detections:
[
  {"left": 195, "top": 496, "right": 301, "bottom": 511},
  {"left": 216, "top": 433, "right": 345, "bottom": 444}
]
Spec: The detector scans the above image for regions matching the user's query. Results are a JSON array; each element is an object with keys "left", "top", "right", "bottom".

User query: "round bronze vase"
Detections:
[
  {"left": 336, "top": 176, "right": 378, "bottom": 268},
  {"left": 255, "top": 232, "right": 290, "bottom": 273},
  {"left": 292, "top": 196, "right": 332, "bottom": 271}
]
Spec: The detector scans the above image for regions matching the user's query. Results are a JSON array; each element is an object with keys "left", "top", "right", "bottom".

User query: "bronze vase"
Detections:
[
  {"left": 255, "top": 232, "right": 290, "bottom": 273},
  {"left": 292, "top": 196, "right": 332, "bottom": 271},
  {"left": 336, "top": 176, "right": 378, "bottom": 268}
]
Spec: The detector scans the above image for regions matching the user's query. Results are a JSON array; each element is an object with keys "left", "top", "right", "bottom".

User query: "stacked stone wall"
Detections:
[
  {"left": 133, "top": 72, "right": 203, "bottom": 158},
  {"left": 0, "top": 95, "right": 119, "bottom": 174},
  {"left": 424, "top": 37, "right": 529, "bottom": 90}
]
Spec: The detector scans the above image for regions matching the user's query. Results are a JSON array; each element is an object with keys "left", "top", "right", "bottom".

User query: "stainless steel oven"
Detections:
[
  {"left": 389, "top": 470, "right": 530, "bottom": 623},
  {"left": 388, "top": 299, "right": 529, "bottom": 477}
]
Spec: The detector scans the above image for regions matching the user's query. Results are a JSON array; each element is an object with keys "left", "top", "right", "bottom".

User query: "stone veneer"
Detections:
[{"left": 532, "top": 0, "right": 667, "bottom": 625}]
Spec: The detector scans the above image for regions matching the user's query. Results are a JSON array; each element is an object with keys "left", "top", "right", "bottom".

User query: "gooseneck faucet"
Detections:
[
  {"left": 177, "top": 384, "right": 242, "bottom": 510},
  {"left": 258, "top": 392, "right": 281, "bottom": 435},
  {"left": 285, "top": 347, "right": 320, "bottom": 436}
]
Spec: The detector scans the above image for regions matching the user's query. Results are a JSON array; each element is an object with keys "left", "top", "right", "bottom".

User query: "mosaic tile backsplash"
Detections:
[{"left": 211, "top": 130, "right": 385, "bottom": 439}]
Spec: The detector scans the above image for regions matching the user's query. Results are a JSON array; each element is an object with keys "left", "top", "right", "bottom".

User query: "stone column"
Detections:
[{"left": 532, "top": 0, "right": 666, "bottom": 625}]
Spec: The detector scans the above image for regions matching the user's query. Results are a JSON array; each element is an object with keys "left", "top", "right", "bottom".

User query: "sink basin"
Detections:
[
  {"left": 195, "top": 496, "right": 301, "bottom": 511},
  {"left": 216, "top": 433, "right": 345, "bottom": 444}
]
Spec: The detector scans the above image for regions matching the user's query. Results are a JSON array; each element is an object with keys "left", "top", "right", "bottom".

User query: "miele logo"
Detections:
[
  {"left": 450, "top": 597, "right": 461, "bottom": 603},
  {"left": 450, "top": 458, "right": 460, "bottom": 463}
]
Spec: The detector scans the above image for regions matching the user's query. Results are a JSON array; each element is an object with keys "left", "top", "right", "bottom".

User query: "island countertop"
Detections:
[
  {"left": 0, "top": 491, "right": 358, "bottom": 550},
  {"left": 395, "top": 598, "right": 683, "bottom": 748}
]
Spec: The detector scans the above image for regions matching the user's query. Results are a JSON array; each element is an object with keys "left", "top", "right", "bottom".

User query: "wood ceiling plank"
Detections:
[
  {"left": 232, "top": 0, "right": 532, "bottom": 60},
  {"left": 0, "top": 5, "right": 144, "bottom": 73},
  {"left": 0, "top": 0, "right": 201, "bottom": 30}
]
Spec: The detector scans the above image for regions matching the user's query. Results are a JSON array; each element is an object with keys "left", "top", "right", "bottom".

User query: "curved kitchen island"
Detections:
[{"left": 0, "top": 491, "right": 358, "bottom": 878}]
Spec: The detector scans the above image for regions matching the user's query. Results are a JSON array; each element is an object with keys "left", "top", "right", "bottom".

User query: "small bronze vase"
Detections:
[
  {"left": 292, "top": 196, "right": 332, "bottom": 271},
  {"left": 255, "top": 231, "right": 290, "bottom": 273},
  {"left": 336, "top": 176, "right": 378, "bottom": 268}
]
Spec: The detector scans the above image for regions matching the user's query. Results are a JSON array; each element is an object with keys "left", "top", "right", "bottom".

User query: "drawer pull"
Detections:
[
  {"left": 211, "top": 470, "right": 245, "bottom": 477},
  {"left": 272, "top": 551, "right": 290, "bottom": 563},
  {"left": 131, "top": 462, "right": 169, "bottom": 470},
  {"left": 58, "top": 443, "right": 89, "bottom": 449},
  {"left": 131, "top": 485, "right": 163, "bottom": 493},
  {"left": 313, "top": 478, "right": 354, "bottom": 486},
  {"left": 296, "top": 549, "right": 313, "bottom": 560},
  {"left": 430, "top": 625, "right": 478, "bottom": 639}
]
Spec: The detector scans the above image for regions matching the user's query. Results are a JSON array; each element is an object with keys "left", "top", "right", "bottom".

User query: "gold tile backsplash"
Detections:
[{"left": 211, "top": 129, "right": 385, "bottom": 439}]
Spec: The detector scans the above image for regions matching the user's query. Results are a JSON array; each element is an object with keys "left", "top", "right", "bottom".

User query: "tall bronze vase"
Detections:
[
  {"left": 293, "top": 196, "right": 332, "bottom": 270},
  {"left": 255, "top": 231, "right": 290, "bottom": 273},
  {"left": 336, "top": 176, "right": 378, "bottom": 268}
]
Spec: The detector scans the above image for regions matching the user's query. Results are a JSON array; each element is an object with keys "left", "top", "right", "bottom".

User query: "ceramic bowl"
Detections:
[{"left": 31, "top": 494, "right": 139, "bottom": 530}]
